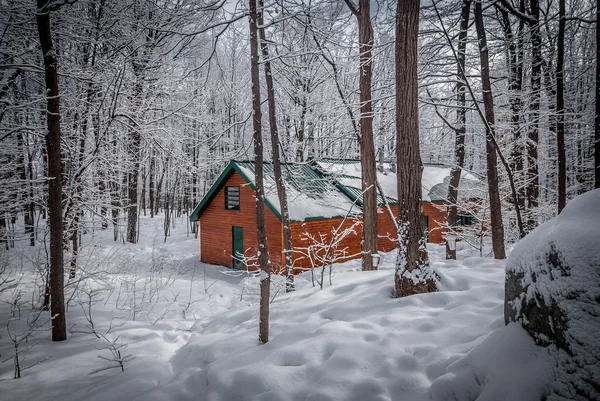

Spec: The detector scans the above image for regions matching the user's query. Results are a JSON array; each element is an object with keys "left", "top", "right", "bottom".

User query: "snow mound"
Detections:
[
  {"left": 430, "top": 323, "right": 549, "bottom": 401},
  {"left": 505, "top": 189, "right": 600, "bottom": 400},
  {"left": 164, "top": 249, "right": 506, "bottom": 401}
]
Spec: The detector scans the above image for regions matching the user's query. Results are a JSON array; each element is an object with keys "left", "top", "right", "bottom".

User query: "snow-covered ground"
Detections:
[{"left": 0, "top": 215, "right": 542, "bottom": 400}]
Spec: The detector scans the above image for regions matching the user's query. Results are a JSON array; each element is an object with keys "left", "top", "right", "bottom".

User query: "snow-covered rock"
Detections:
[
  {"left": 430, "top": 323, "right": 549, "bottom": 401},
  {"left": 505, "top": 189, "right": 600, "bottom": 400}
]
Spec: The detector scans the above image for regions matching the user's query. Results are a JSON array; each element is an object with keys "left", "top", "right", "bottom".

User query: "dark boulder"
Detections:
[{"left": 505, "top": 189, "right": 600, "bottom": 400}]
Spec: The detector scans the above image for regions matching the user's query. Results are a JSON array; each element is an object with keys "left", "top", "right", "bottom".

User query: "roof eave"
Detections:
[{"left": 189, "top": 161, "right": 284, "bottom": 222}]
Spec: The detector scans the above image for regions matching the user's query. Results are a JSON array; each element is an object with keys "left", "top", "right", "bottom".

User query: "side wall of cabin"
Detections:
[
  {"left": 289, "top": 208, "right": 402, "bottom": 272},
  {"left": 289, "top": 217, "right": 362, "bottom": 272},
  {"left": 199, "top": 177, "right": 451, "bottom": 273},
  {"left": 199, "top": 172, "right": 283, "bottom": 270},
  {"left": 423, "top": 202, "right": 448, "bottom": 244}
]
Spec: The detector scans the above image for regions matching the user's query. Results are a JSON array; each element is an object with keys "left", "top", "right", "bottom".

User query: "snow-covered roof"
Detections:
[
  {"left": 315, "top": 160, "right": 484, "bottom": 203},
  {"left": 235, "top": 161, "right": 359, "bottom": 222},
  {"left": 190, "top": 160, "right": 485, "bottom": 223}
]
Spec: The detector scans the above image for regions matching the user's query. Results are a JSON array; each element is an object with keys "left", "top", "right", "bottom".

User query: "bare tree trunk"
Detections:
[
  {"left": 141, "top": 165, "right": 147, "bottom": 217},
  {"left": 556, "top": 0, "right": 567, "bottom": 211},
  {"left": 70, "top": 227, "right": 78, "bottom": 279},
  {"left": 446, "top": 0, "right": 471, "bottom": 260},
  {"left": 155, "top": 155, "right": 168, "bottom": 216},
  {"left": 149, "top": 148, "right": 155, "bottom": 218},
  {"left": 526, "top": 0, "right": 541, "bottom": 231},
  {"left": 594, "top": 0, "right": 600, "bottom": 188},
  {"left": 357, "top": 0, "right": 377, "bottom": 271},
  {"left": 343, "top": 0, "right": 378, "bottom": 271},
  {"left": 0, "top": 215, "right": 7, "bottom": 250},
  {"left": 126, "top": 84, "right": 142, "bottom": 243},
  {"left": 36, "top": 0, "right": 67, "bottom": 341},
  {"left": 394, "top": 0, "right": 435, "bottom": 297},
  {"left": 474, "top": 1, "right": 506, "bottom": 259},
  {"left": 499, "top": 2, "right": 526, "bottom": 213},
  {"left": 249, "top": 0, "right": 270, "bottom": 344},
  {"left": 258, "top": 3, "right": 294, "bottom": 292}
]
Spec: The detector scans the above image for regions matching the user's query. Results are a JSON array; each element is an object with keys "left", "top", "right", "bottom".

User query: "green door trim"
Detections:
[{"left": 232, "top": 226, "right": 244, "bottom": 269}]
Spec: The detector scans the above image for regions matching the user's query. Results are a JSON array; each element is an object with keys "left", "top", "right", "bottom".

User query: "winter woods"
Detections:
[{"left": 0, "top": 0, "right": 599, "bottom": 346}]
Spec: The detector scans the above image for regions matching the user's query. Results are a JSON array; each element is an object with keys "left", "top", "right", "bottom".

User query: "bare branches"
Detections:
[{"left": 342, "top": 0, "right": 359, "bottom": 17}]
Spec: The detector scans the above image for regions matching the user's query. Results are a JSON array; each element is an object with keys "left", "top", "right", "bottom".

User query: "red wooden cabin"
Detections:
[{"left": 189, "top": 160, "right": 482, "bottom": 273}]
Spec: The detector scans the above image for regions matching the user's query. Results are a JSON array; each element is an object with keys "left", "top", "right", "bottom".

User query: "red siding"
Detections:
[
  {"left": 289, "top": 217, "right": 362, "bottom": 272},
  {"left": 199, "top": 172, "right": 283, "bottom": 272},
  {"left": 198, "top": 177, "right": 451, "bottom": 273},
  {"left": 423, "top": 202, "right": 448, "bottom": 244}
]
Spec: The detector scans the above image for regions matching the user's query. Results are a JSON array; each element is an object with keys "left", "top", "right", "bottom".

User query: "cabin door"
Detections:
[{"left": 232, "top": 226, "right": 244, "bottom": 269}]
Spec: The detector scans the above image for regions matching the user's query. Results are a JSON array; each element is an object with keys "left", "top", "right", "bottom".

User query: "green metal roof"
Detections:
[
  {"left": 189, "top": 159, "right": 483, "bottom": 223},
  {"left": 189, "top": 160, "right": 357, "bottom": 223}
]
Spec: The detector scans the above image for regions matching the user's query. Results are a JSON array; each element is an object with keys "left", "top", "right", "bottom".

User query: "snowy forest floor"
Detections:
[{"left": 0, "top": 215, "right": 540, "bottom": 401}]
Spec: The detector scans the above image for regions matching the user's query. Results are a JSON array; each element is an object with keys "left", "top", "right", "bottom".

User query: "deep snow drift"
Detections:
[
  {"left": 0, "top": 212, "right": 567, "bottom": 401},
  {"left": 162, "top": 250, "right": 542, "bottom": 401}
]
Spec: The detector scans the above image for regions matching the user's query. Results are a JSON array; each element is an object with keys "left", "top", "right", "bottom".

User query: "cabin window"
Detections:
[
  {"left": 456, "top": 214, "right": 476, "bottom": 226},
  {"left": 224, "top": 186, "right": 240, "bottom": 210}
]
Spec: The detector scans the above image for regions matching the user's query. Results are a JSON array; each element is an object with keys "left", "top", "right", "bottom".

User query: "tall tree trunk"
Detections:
[
  {"left": 394, "top": 0, "right": 435, "bottom": 297},
  {"left": 27, "top": 144, "right": 36, "bottom": 246},
  {"left": 149, "top": 149, "right": 155, "bottom": 218},
  {"left": 500, "top": 2, "right": 526, "bottom": 214},
  {"left": 126, "top": 83, "right": 142, "bottom": 243},
  {"left": 357, "top": 0, "right": 377, "bottom": 271},
  {"left": 155, "top": 155, "right": 168, "bottom": 216},
  {"left": 594, "top": 0, "right": 600, "bottom": 188},
  {"left": 343, "top": 0, "right": 378, "bottom": 271},
  {"left": 556, "top": 0, "right": 567, "bottom": 212},
  {"left": 446, "top": 0, "right": 471, "bottom": 260},
  {"left": 18, "top": 128, "right": 35, "bottom": 246},
  {"left": 474, "top": 1, "right": 506, "bottom": 259},
  {"left": 258, "top": 3, "right": 294, "bottom": 292},
  {"left": 70, "top": 227, "right": 78, "bottom": 279},
  {"left": 249, "top": 0, "right": 270, "bottom": 344},
  {"left": 526, "top": 0, "right": 541, "bottom": 231},
  {"left": 141, "top": 165, "right": 147, "bottom": 216},
  {"left": 36, "top": 0, "right": 67, "bottom": 341},
  {"left": 0, "top": 216, "right": 7, "bottom": 250}
]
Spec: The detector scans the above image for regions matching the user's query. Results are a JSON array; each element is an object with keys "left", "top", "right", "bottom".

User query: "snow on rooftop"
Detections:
[
  {"left": 316, "top": 160, "right": 484, "bottom": 202},
  {"left": 233, "top": 160, "right": 484, "bottom": 222},
  {"left": 236, "top": 162, "right": 359, "bottom": 222}
]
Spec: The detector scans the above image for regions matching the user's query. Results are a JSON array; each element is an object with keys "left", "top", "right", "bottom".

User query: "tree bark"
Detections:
[
  {"left": 357, "top": 0, "right": 377, "bottom": 271},
  {"left": 36, "top": 0, "right": 67, "bottom": 341},
  {"left": 249, "top": 0, "right": 270, "bottom": 344},
  {"left": 126, "top": 82, "right": 142, "bottom": 243},
  {"left": 556, "top": 0, "right": 567, "bottom": 211},
  {"left": 394, "top": 0, "right": 435, "bottom": 297},
  {"left": 258, "top": 2, "right": 294, "bottom": 292},
  {"left": 446, "top": 0, "right": 471, "bottom": 260},
  {"left": 594, "top": 0, "right": 600, "bottom": 188},
  {"left": 343, "top": 0, "right": 378, "bottom": 271},
  {"left": 526, "top": 0, "right": 541, "bottom": 231},
  {"left": 499, "top": 2, "right": 526, "bottom": 213},
  {"left": 149, "top": 148, "right": 155, "bottom": 218},
  {"left": 474, "top": 0, "right": 506, "bottom": 259}
]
